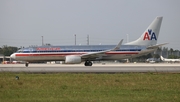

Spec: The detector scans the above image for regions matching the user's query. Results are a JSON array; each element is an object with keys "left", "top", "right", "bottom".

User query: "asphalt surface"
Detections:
[{"left": 0, "top": 63, "right": 180, "bottom": 73}]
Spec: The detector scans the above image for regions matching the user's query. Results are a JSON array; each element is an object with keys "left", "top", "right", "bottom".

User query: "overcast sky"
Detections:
[{"left": 0, "top": 0, "right": 180, "bottom": 50}]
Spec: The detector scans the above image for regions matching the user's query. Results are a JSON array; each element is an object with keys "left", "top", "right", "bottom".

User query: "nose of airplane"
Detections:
[{"left": 10, "top": 53, "right": 16, "bottom": 59}]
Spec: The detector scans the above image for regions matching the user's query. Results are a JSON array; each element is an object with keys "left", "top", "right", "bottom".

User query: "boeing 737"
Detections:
[
  {"left": 160, "top": 56, "right": 180, "bottom": 63},
  {"left": 10, "top": 16, "right": 166, "bottom": 66}
]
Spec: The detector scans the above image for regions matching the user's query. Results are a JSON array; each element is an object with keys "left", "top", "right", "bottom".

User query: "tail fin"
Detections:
[
  {"left": 125, "top": 16, "right": 163, "bottom": 46},
  {"left": 160, "top": 56, "right": 165, "bottom": 61}
]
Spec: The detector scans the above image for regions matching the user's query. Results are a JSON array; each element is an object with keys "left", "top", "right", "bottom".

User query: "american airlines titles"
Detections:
[
  {"left": 143, "top": 29, "right": 157, "bottom": 40},
  {"left": 36, "top": 47, "right": 60, "bottom": 51}
]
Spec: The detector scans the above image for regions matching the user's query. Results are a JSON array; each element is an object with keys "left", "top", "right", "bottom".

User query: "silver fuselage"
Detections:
[{"left": 10, "top": 45, "right": 155, "bottom": 62}]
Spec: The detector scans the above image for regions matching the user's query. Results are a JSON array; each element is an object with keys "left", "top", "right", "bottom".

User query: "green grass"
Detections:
[{"left": 0, "top": 73, "right": 180, "bottom": 102}]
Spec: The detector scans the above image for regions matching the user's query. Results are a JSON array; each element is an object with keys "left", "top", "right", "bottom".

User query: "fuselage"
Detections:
[
  {"left": 10, "top": 45, "right": 152, "bottom": 62},
  {"left": 164, "top": 59, "right": 180, "bottom": 62},
  {"left": 161, "top": 57, "right": 180, "bottom": 62}
]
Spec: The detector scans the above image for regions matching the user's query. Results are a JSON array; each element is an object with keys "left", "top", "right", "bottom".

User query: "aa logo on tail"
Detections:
[{"left": 143, "top": 29, "right": 157, "bottom": 40}]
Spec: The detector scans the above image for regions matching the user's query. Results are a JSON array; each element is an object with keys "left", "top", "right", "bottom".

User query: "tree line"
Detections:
[{"left": 0, "top": 45, "right": 18, "bottom": 56}]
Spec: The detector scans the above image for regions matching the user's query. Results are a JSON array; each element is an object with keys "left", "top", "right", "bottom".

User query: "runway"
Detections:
[{"left": 0, "top": 63, "right": 180, "bottom": 73}]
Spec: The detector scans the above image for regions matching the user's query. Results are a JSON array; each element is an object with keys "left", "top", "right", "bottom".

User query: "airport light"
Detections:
[
  {"left": 42, "top": 36, "right": 44, "bottom": 46},
  {"left": 127, "top": 34, "right": 129, "bottom": 43},
  {"left": 87, "top": 35, "right": 89, "bottom": 45},
  {"left": 75, "top": 34, "right": 76, "bottom": 45}
]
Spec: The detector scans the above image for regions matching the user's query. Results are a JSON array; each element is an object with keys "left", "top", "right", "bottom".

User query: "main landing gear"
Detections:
[
  {"left": 84, "top": 60, "right": 92, "bottom": 66},
  {"left": 25, "top": 62, "right": 29, "bottom": 67}
]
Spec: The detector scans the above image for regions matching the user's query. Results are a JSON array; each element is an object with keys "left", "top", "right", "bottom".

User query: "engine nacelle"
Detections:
[{"left": 65, "top": 55, "right": 81, "bottom": 64}]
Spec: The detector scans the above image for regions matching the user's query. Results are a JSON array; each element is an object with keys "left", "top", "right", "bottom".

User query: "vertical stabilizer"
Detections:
[
  {"left": 125, "top": 17, "right": 163, "bottom": 46},
  {"left": 160, "top": 56, "right": 165, "bottom": 61}
]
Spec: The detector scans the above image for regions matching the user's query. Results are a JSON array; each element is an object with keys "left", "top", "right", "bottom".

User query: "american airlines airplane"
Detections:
[
  {"left": 10, "top": 17, "right": 166, "bottom": 66},
  {"left": 160, "top": 56, "right": 180, "bottom": 63}
]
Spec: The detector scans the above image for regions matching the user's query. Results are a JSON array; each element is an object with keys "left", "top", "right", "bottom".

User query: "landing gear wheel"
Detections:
[
  {"left": 84, "top": 61, "right": 92, "bottom": 66},
  {"left": 25, "top": 62, "right": 29, "bottom": 67}
]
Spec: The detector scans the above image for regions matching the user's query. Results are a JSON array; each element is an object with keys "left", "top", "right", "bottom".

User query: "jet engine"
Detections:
[{"left": 65, "top": 55, "right": 81, "bottom": 64}]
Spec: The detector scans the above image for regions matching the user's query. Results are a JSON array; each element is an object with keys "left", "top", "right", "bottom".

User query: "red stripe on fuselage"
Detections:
[
  {"left": 15, "top": 53, "right": 86, "bottom": 56},
  {"left": 106, "top": 52, "right": 138, "bottom": 54}
]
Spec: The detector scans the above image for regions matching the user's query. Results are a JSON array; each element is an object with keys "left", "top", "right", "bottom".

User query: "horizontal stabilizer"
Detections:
[{"left": 147, "top": 43, "right": 168, "bottom": 49}]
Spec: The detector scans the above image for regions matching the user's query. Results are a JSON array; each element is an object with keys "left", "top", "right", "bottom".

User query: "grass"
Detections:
[{"left": 0, "top": 73, "right": 180, "bottom": 102}]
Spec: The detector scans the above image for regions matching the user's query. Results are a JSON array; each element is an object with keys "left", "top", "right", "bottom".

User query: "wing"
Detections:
[{"left": 81, "top": 39, "right": 123, "bottom": 59}]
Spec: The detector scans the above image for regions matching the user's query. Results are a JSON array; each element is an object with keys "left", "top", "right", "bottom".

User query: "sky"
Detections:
[{"left": 0, "top": 0, "right": 180, "bottom": 50}]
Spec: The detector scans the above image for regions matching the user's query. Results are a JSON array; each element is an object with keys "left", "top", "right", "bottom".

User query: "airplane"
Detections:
[
  {"left": 146, "top": 58, "right": 160, "bottom": 63},
  {"left": 160, "top": 56, "right": 180, "bottom": 63},
  {"left": 10, "top": 16, "right": 166, "bottom": 66}
]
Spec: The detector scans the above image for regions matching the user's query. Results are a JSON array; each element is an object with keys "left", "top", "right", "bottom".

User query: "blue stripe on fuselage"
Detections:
[
  {"left": 21, "top": 49, "right": 141, "bottom": 53},
  {"left": 17, "top": 45, "right": 145, "bottom": 53}
]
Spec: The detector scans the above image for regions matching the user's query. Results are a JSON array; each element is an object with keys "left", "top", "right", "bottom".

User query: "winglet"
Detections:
[{"left": 111, "top": 39, "right": 123, "bottom": 51}]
